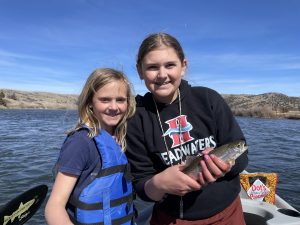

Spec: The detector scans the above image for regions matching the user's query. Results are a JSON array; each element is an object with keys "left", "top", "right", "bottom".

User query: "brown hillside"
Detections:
[
  {"left": 0, "top": 89, "right": 78, "bottom": 109},
  {"left": 1, "top": 89, "right": 299, "bottom": 119},
  {"left": 222, "top": 93, "right": 300, "bottom": 119}
]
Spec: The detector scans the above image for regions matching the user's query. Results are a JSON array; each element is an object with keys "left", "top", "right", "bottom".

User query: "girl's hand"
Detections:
[
  {"left": 198, "top": 148, "right": 231, "bottom": 185},
  {"left": 145, "top": 165, "right": 203, "bottom": 201},
  {"left": 161, "top": 165, "right": 203, "bottom": 196}
]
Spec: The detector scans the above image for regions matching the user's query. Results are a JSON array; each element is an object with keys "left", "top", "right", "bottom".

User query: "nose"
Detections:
[
  {"left": 108, "top": 100, "right": 118, "bottom": 110},
  {"left": 157, "top": 67, "right": 167, "bottom": 79}
]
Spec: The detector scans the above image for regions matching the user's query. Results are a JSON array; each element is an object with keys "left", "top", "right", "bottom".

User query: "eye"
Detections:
[
  {"left": 166, "top": 63, "right": 176, "bottom": 69},
  {"left": 146, "top": 65, "right": 158, "bottom": 71},
  {"left": 116, "top": 97, "right": 127, "bottom": 103},
  {"left": 99, "top": 97, "right": 110, "bottom": 103}
]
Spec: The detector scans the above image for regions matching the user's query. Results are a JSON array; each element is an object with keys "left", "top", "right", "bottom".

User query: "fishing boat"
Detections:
[
  {"left": 134, "top": 171, "right": 300, "bottom": 225},
  {"left": 241, "top": 190, "right": 300, "bottom": 225},
  {"left": 240, "top": 171, "right": 300, "bottom": 225}
]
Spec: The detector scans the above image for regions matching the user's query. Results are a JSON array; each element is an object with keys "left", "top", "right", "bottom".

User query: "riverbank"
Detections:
[
  {"left": 223, "top": 93, "right": 300, "bottom": 120},
  {"left": 0, "top": 89, "right": 78, "bottom": 110},
  {"left": 1, "top": 89, "right": 300, "bottom": 119}
]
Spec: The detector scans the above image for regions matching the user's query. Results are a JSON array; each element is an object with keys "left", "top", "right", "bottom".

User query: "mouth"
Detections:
[
  {"left": 106, "top": 113, "right": 119, "bottom": 117},
  {"left": 154, "top": 81, "right": 171, "bottom": 86},
  {"left": 104, "top": 112, "right": 120, "bottom": 118}
]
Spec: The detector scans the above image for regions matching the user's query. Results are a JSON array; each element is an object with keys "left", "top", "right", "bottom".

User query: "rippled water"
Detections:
[
  {"left": 0, "top": 109, "right": 76, "bottom": 225},
  {"left": 0, "top": 110, "right": 299, "bottom": 224},
  {"left": 237, "top": 117, "right": 300, "bottom": 210}
]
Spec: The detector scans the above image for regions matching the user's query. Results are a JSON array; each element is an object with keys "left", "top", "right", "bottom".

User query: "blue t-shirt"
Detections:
[{"left": 55, "top": 129, "right": 100, "bottom": 197}]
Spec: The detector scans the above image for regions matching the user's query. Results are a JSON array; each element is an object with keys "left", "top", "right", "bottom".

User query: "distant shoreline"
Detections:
[
  {"left": 0, "top": 89, "right": 78, "bottom": 110},
  {"left": 1, "top": 108, "right": 299, "bottom": 120},
  {"left": 1, "top": 89, "right": 300, "bottom": 120}
]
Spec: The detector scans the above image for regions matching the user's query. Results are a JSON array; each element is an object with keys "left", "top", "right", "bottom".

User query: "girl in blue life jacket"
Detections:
[{"left": 45, "top": 68, "right": 136, "bottom": 225}]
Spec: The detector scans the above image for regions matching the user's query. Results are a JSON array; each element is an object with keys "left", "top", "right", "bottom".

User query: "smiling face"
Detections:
[
  {"left": 138, "top": 46, "right": 187, "bottom": 104},
  {"left": 91, "top": 80, "right": 128, "bottom": 135}
]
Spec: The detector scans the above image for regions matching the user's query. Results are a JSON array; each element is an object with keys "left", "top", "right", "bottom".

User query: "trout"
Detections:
[{"left": 182, "top": 140, "right": 248, "bottom": 179}]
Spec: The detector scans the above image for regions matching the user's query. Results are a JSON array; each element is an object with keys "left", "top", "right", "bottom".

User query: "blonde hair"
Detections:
[{"left": 74, "top": 68, "right": 136, "bottom": 151}]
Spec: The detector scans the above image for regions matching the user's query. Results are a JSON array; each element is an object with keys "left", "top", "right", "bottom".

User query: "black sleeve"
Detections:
[
  {"left": 126, "top": 112, "right": 156, "bottom": 202},
  {"left": 209, "top": 90, "right": 248, "bottom": 177}
]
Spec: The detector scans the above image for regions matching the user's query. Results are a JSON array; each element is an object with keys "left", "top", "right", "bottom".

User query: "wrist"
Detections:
[{"left": 145, "top": 173, "right": 166, "bottom": 201}]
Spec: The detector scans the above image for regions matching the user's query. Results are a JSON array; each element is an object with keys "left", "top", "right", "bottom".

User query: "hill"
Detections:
[
  {"left": 0, "top": 89, "right": 78, "bottom": 110},
  {"left": 1, "top": 89, "right": 300, "bottom": 119},
  {"left": 222, "top": 92, "right": 300, "bottom": 119}
]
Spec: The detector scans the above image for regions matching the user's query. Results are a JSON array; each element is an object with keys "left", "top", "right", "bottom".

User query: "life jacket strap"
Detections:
[
  {"left": 96, "top": 164, "right": 129, "bottom": 178},
  {"left": 69, "top": 212, "right": 135, "bottom": 225},
  {"left": 68, "top": 193, "right": 133, "bottom": 210}
]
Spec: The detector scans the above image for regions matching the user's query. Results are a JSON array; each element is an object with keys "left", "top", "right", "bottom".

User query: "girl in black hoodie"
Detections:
[{"left": 126, "top": 33, "right": 248, "bottom": 225}]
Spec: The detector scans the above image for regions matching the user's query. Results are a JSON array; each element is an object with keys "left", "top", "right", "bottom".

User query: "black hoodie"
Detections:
[{"left": 126, "top": 80, "right": 248, "bottom": 219}]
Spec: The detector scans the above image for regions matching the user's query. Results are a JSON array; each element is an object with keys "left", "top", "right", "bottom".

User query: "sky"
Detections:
[{"left": 0, "top": 0, "right": 300, "bottom": 97}]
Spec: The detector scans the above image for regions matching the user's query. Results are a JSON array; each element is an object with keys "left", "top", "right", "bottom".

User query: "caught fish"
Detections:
[{"left": 182, "top": 140, "right": 248, "bottom": 179}]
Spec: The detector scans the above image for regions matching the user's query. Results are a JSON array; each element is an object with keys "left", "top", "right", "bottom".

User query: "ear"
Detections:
[
  {"left": 136, "top": 64, "right": 144, "bottom": 80},
  {"left": 181, "top": 59, "right": 187, "bottom": 77}
]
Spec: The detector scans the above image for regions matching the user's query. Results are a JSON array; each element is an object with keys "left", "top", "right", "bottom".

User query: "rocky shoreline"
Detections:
[
  {"left": 1, "top": 89, "right": 300, "bottom": 119},
  {"left": 0, "top": 89, "right": 78, "bottom": 110}
]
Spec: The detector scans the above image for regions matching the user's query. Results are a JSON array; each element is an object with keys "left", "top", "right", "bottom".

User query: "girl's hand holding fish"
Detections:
[
  {"left": 198, "top": 149, "right": 232, "bottom": 184},
  {"left": 182, "top": 140, "right": 247, "bottom": 183},
  {"left": 145, "top": 165, "right": 203, "bottom": 201}
]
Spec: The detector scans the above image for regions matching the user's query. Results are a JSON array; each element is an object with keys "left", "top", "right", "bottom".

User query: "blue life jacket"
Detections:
[{"left": 67, "top": 129, "right": 134, "bottom": 225}]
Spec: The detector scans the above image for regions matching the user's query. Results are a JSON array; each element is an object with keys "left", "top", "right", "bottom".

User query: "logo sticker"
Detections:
[
  {"left": 247, "top": 179, "right": 270, "bottom": 201},
  {"left": 163, "top": 115, "right": 194, "bottom": 148}
]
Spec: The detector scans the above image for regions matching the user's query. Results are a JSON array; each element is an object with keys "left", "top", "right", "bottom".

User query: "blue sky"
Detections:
[{"left": 0, "top": 0, "right": 299, "bottom": 96}]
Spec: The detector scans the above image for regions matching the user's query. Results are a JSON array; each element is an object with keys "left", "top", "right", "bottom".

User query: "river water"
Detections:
[{"left": 0, "top": 109, "right": 299, "bottom": 224}]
